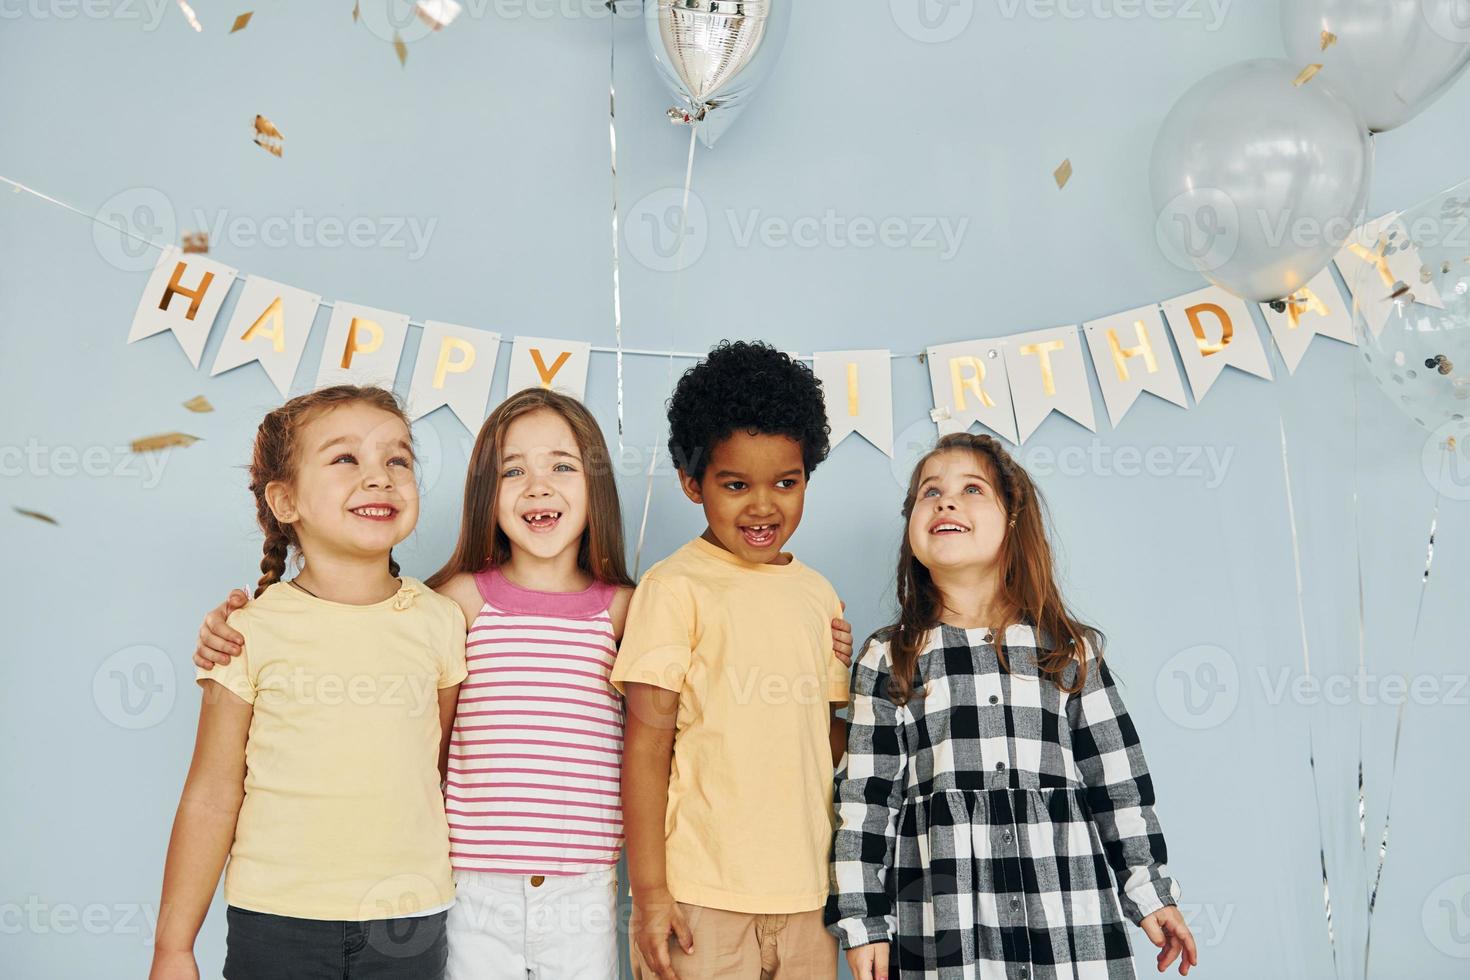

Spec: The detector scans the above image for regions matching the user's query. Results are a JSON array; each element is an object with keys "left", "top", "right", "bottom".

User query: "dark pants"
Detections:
[{"left": 223, "top": 905, "right": 448, "bottom": 980}]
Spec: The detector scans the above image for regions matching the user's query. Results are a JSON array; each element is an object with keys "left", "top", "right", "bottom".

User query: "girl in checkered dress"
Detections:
[{"left": 827, "top": 433, "right": 1199, "bottom": 980}]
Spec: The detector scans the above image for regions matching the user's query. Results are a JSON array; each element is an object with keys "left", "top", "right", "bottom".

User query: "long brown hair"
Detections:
[
  {"left": 426, "top": 389, "right": 634, "bottom": 590},
  {"left": 880, "top": 432, "right": 1102, "bottom": 704},
  {"left": 248, "top": 384, "right": 410, "bottom": 598}
]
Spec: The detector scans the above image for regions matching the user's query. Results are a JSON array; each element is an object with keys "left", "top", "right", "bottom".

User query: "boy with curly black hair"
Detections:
[{"left": 612, "top": 340, "right": 850, "bottom": 980}]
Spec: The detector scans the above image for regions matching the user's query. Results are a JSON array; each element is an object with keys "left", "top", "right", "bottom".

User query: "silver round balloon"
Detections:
[
  {"left": 644, "top": 0, "right": 791, "bottom": 148},
  {"left": 1150, "top": 58, "right": 1373, "bottom": 303},
  {"left": 1352, "top": 178, "right": 1470, "bottom": 432},
  {"left": 1282, "top": 0, "right": 1470, "bottom": 134}
]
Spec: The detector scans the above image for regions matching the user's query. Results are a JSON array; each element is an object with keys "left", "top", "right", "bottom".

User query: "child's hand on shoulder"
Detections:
[
  {"left": 845, "top": 941, "right": 890, "bottom": 980},
  {"left": 148, "top": 949, "right": 200, "bottom": 980},
  {"left": 194, "top": 589, "right": 250, "bottom": 669},
  {"left": 832, "top": 600, "right": 854, "bottom": 667},
  {"left": 1141, "top": 905, "right": 1198, "bottom": 975}
]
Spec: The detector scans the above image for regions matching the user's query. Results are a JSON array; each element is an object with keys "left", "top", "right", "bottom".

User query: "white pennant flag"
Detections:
[
  {"left": 813, "top": 350, "right": 894, "bottom": 456},
  {"left": 210, "top": 276, "right": 323, "bottom": 397},
  {"left": 128, "top": 247, "right": 238, "bottom": 368},
  {"left": 1001, "top": 325, "right": 1096, "bottom": 442},
  {"left": 315, "top": 301, "right": 411, "bottom": 391},
  {"left": 1160, "top": 285, "right": 1273, "bottom": 403},
  {"left": 925, "top": 338, "right": 1019, "bottom": 444},
  {"left": 506, "top": 336, "right": 592, "bottom": 400},
  {"left": 1333, "top": 212, "right": 1445, "bottom": 338},
  {"left": 1082, "top": 305, "right": 1189, "bottom": 427},
  {"left": 407, "top": 321, "right": 501, "bottom": 430},
  {"left": 1259, "top": 268, "right": 1356, "bottom": 375}
]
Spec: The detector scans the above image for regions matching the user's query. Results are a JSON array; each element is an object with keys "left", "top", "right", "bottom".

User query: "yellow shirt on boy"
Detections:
[
  {"left": 611, "top": 537, "right": 850, "bottom": 914},
  {"left": 196, "top": 577, "right": 468, "bottom": 921}
]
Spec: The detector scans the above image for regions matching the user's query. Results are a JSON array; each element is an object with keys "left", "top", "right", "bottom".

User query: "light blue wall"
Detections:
[{"left": 2, "top": 2, "right": 1468, "bottom": 977}]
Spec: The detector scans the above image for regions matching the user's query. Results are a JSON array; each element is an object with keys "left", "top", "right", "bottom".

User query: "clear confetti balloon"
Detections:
[
  {"left": 1352, "top": 177, "right": 1470, "bottom": 432},
  {"left": 644, "top": 0, "right": 791, "bottom": 148}
]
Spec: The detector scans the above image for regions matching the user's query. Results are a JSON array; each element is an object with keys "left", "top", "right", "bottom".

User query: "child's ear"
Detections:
[
  {"left": 264, "top": 480, "right": 299, "bottom": 524},
  {"left": 677, "top": 469, "right": 704, "bottom": 505}
]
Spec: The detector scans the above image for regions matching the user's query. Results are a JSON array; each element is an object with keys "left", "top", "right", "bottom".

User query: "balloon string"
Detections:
[
  {"left": 1277, "top": 415, "right": 1340, "bottom": 972},
  {"left": 634, "top": 352, "right": 679, "bottom": 579},
  {"left": 1362, "top": 441, "right": 1449, "bottom": 971},
  {"left": 607, "top": 1, "right": 625, "bottom": 454}
]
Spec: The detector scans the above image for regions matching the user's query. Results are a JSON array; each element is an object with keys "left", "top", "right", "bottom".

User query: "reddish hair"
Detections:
[
  {"left": 247, "top": 385, "right": 411, "bottom": 598},
  {"left": 426, "top": 389, "right": 634, "bottom": 591},
  {"left": 880, "top": 432, "right": 1102, "bottom": 704}
]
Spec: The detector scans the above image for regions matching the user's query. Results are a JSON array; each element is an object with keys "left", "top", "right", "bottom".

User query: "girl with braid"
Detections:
[{"left": 151, "top": 385, "right": 467, "bottom": 980}]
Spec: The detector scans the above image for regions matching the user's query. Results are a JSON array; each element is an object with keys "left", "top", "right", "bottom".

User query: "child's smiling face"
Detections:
[
  {"left": 906, "top": 448, "right": 1008, "bottom": 575},
  {"left": 495, "top": 408, "right": 590, "bottom": 561},
  {"left": 680, "top": 431, "right": 807, "bottom": 565}
]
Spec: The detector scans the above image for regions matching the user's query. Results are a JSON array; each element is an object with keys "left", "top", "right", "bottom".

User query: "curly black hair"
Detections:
[{"left": 667, "top": 340, "right": 832, "bottom": 483}]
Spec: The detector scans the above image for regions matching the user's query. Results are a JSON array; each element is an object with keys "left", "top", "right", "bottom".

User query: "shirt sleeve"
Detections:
[
  {"left": 826, "top": 638, "right": 907, "bottom": 949},
  {"left": 195, "top": 610, "right": 256, "bottom": 704},
  {"left": 1065, "top": 641, "right": 1180, "bottom": 924},
  {"left": 610, "top": 576, "right": 693, "bottom": 695},
  {"left": 826, "top": 598, "right": 851, "bottom": 704},
  {"left": 439, "top": 599, "right": 469, "bottom": 689}
]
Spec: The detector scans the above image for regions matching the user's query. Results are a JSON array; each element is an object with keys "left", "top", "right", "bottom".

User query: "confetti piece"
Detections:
[
  {"left": 183, "top": 395, "right": 214, "bottom": 413},
  {"left": 177, "top": 0, "right": 202, "bottom": 31},
  {"left": 353, "top": 0, "right": 360, "bottom": 22},
  {"left": 1294, "top": 63, "right": 1323, "bottom": 86},
  {"left": 131, "top": 432, "right": 201, "bottom": 454},
  {"left": 1053, "top": 158, "right": 1072, "bottom": 190},
  {"left": 394, "top": 31, "right": 408, "bottom": 67},
  {"left": 1321, "top": 30, "right": 1337, "bottom": 51},
  {"left": 253, "top": 114, "right": 284, "bottom": 157},
  {"left": 231, "top": 11, "right": 253, "bottom": 33},
  {"left": 13, "top": 507, "right": 58, "bottom": 526},
  {"left": 181, "top": 231, "right": 209, "bottom": 254},
  {"left": 1389, "top": 281, "right": 1414, "bottom": 302},
  {"left": 415, "top": 0, "right": 462, "bottom": 30}
]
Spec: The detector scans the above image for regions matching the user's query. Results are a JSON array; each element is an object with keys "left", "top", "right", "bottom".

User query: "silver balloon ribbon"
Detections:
[
  {"left": 1362, "top": 440, "right": 1449, "bottom": 973},
  {"left": 1278, "top": 415, "right": 1340, "bottom": 973},
  {"left": 634, "top": 352, "right": 679, "bottom": 579},
  {"left": 608, "top": 0, "right": 624, "bottom": 453}
]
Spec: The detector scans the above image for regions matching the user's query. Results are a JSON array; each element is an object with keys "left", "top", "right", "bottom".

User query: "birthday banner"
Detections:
[{"left": 127, "top": 214, "right": 1432, "bottom": 454}]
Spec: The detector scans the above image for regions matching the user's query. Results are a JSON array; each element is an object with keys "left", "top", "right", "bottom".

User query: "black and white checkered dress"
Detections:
[{"left": 826, "top": 622, "right": 1180, "bottom": 980}]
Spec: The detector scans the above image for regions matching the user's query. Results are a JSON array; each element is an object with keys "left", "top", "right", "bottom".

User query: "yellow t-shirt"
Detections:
[
  {"left": 610, "top": 536, "right": 850, "bottom": 914},
  {"left": 197, "top": 577, "right": 468, "bottom": 921}
]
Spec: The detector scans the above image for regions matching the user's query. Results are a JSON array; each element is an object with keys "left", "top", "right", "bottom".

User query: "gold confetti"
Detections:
[
  {"left": 183, "top": 395, "right": 214, "bottom": 413},
  {"left": 1321, "top": 30, "right": 1337, "bottom": 51},
  {"left": 13, "top": 507, "right": 58, "bottom": 526},
  {"left": 1389, "top": 281, "right": 1414, "bottom": 302},
  {"left": 231, "top": 11, "right": 253, "bottom": 33},
  {"left": 415, "top": 0, "right": 463, "bottom": 30},
  {"left": 253, "top": 114, "right": 284, "bottom": 157},
  {"left": 394, "top": 31, "right": 408, "bottom": 67},
  {"left": 181, "top": 231, "right": 209, "bottom": 254},
  {"left": 131, "top": 432, "right": 201, "bottom": 454},
  {"left": 1294, "top": 63, "right": 1323, "bottom": 86},
  {"left": 176, "top": 0, "right": 202, "bottom": 31},
  {"left": 353, "top": 0, "right": 360, "bottom": 22},
  {"left": 1053, "top": 158, "right": 1073, "bottom": 190}
]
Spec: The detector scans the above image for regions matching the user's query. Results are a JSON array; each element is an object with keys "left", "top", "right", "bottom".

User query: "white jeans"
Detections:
[{"left": 446, "top": 867, "right": 619, "bottom": 980}]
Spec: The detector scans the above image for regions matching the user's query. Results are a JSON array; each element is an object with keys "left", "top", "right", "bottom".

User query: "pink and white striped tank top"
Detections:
[{"left": 446, "top": 568, "right": 623, "bottom": 876}]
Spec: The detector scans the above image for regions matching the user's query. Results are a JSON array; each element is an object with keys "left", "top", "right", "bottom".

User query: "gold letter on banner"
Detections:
[
  {"left": 1106, "top": 321, "right": 1160, "bottom": 382},
  {"left": 1018, "top": 340, "right": 1065, "bottom": 396},
  {"left": 1345, "top": 241, "right": 1397, "bottom": 290},
  {"left": 433, "top": 337, "right": 476, "bottom": 389},
  {"left": 950, "top": 356, "right": 997, "bottom": 411},
  {"left": 340, "top": 317, "right": 384, "bottom": 369},
  {"left": 1286, "top": 286, "right": 1331, "bottom": 330},
  {"left": 1185, "top": 303, "right": 1233, "bottom": 356},
  {"left": 241, "top": 297, "right": 287, "bottom": 353},
  {"left": 846, "top": 362, "right": 860, "bottom": 416},
  {"left": 531, "top": 348, "right": 571, "bottom": 388},
  {"left": 159, "top": 262, "right": 216, "bottom": 321}
]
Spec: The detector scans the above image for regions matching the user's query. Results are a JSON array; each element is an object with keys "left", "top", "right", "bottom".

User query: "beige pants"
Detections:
[{"left": 631, "top": 903, "right": 837, "bottom": 980}]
